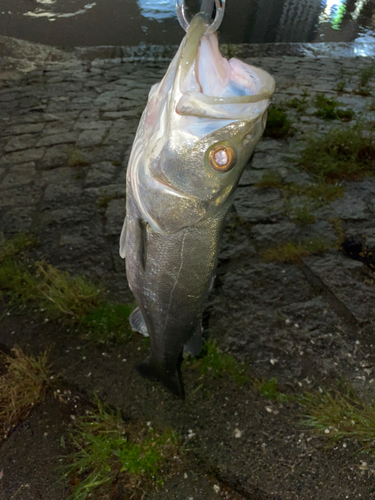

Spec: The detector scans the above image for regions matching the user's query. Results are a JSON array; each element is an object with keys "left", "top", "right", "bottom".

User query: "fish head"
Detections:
[{"left": 130, "top": 14, "right": 275, "bottom": 233}]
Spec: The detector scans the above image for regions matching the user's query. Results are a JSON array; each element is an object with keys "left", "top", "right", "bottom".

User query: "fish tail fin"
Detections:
[{"left": 136, "top": 358, "right": 185, "bottom": 400}]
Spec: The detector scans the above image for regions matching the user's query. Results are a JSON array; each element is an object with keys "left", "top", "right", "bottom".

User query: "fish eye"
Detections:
[{"left": 208, "top": 145, "right": 237, "bottom": 173}]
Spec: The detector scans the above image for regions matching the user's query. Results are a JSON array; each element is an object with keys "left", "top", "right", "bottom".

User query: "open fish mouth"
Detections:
[{"left": 174, "top": 13, "right": 275, "bottom": 120}]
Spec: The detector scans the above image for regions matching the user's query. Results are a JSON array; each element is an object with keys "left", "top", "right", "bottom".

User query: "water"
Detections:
[{"left": 0, "top": 0, "right": 374, "bottom": 48}]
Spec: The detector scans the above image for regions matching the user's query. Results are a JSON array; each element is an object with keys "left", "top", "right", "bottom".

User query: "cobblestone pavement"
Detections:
[{"left": 0, "top": 38, "right": 375, "bottom": 499}]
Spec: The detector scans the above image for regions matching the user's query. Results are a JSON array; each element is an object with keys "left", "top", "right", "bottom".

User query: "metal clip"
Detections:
[{"left": 175, "top": 0, "right": 226, "bottom": 35}]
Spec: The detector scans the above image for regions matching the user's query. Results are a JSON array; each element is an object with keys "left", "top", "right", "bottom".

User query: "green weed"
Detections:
[
  {"left": 291, "top": 206, "right": 317, "bottom": 226},
  {"left": 264, "top": 105, "right": 294, "bottom": 139},
  {"left": 359, "top": 64, "right": 375, "bottom": 87},
  {"left": 256, "top": 175, "right": 344, "bottom": 205},
  {"left": 300, "top": 124, "right": 375, "bottom": 182},
  {"left": 255, "top": 171, "right": 283, "bottom": 189},
  {"left": 261, "top": 238, "right": 334, "bottom": 263},
  {"left": 297, "top": 386, "right": 375, "bottom": 453},
  {"left": 285, "top": 97, "right": 309, "bottom": 113},
  {"left": 254, "top": 377, "right": 289, "bottom": 401},
  {"left": 313, "top": 93, "right": 354, "bottom": 121},
  {"left": 82, "top": 303, "right": 134, "bottom": 344},
  {"left": 297, "top": 183, "right": 344, "bottom": 203},
  {"left": 0, "top": 235, "right": 133, "bottom": 344},
  {"left": 63, "top": 396, "right": 179, "bottom": 500},
  {"left": 0, "top": 347, "right": 50, "bottom": 440},
  {"left": 329, "top": 218, "right": 346, "bottom": 245},
  {"left": 0, "top": 233, "right": 37, "bottom": 261},
  {"left": 194, "top": 342, "right": 250, "bottom": 386},
  {"left": 66, "top": 147, "right": 88, "bottom": 168},
  {"left": 335, "top": 81, "right": 346, "bottom": 94},
  {"left": 0, "top": 258, "right": 102, "bottom": 320},
  {"left": 355, "top": 87, "right": 372, "bottom": 97}
]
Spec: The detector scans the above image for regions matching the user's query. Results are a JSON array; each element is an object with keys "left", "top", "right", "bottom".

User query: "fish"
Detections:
[{"left": 120, "top": 13, "right": 275, "bottom": 398}]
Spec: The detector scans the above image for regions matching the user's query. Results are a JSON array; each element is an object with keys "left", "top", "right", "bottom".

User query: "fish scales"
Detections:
[{"left": 120, "top": 13, "right": 275, "bottom": 398}]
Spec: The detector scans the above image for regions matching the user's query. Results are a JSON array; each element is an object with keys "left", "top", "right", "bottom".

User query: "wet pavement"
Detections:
[{"left": 0, "top": 36, "right": 375, "bottom": 499}]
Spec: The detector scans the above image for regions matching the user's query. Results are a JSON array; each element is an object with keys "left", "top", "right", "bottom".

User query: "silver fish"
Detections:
[{"left": 120, "top": 14, "right": 275, "bottom": 398}]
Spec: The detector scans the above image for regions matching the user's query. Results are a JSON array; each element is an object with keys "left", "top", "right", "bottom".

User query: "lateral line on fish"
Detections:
[{"left": 162, "top": 229, "right": 189, "bottom": 336}]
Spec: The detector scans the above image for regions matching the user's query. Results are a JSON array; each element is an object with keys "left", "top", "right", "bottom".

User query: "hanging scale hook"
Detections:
[{"left": 175, "top": 0, "right": 226, "bottom": 35}]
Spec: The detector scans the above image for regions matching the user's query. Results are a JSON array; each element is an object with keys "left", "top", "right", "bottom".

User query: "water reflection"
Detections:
[
  {"left": 137, "top": 0, "right": 176, "bottom": 20},
  {"left": 23, "top": 1, "right": 96, "bottom": 21},
  {"left": 0, "top": 0, "right": 373, "bottom": 48}
]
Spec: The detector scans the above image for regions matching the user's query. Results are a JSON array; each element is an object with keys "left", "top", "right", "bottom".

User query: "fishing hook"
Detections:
[{"left": 175, "top": 0, "right": 226, "bottom": 35}]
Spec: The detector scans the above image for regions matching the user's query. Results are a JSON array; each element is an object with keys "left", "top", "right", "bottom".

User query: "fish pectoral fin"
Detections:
[
  {"left": 129, "top": 307, "right": 149, "bottom": 336},
  {"left": 183, "top": 324, "right": 203, "bottom": 358},
  {"left": 136, "top": 358, "right": 185, "bottom": 399},
  {"left": 119, "top": 216, "right": 127, "bottom": 259}
]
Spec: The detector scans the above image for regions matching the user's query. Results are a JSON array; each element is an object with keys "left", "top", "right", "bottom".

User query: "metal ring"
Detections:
[{"left": 175, "top": 0, "right": 226, "bottom": 35}]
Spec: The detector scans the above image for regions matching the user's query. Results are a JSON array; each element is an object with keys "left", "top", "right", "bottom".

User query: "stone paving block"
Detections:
[
  {"left": 0, "top": 162, "right": 36, "bottom": 189},
  {"left": 251, "top": 221, "right": 300, "bottom": 247},
  {"left": 2, "top": 206, "right": 35, "bottom": 234},
  {"left": 37, "top": 132, "right": 77, "bottom": 147},
  {"left": 234, "top": 187, "right": 285, "bottom": 223},
  {"left": 40, "top": 204, "right": 97, "bottom": 226},
  {"left": 41, "top": 145, "right": 69, "bottom": 168},
  {"left": 84, "top": 160, "right": 117, "bottom": 186},
  {"left": 318, "top": 192, "right": 370, "bottom": 221},
  {"left": 7, "top": 122, "right": 45, "bottom": 135},
  {"left": 77, "top": 128, "right": 107, "bottom": 147},
  {"left": 304, "top": 251, "right": 375, "bottom": 324},
  {"left": 84, "top": 183, "right": 126, "bottom": 201},
  {"left": 0, "top": 184, "right": 42, "bottom": 209},
  {"left": 104, "top": 120, "right": 138, "bottom": 144},
  {"left": 4, "top": 134, "right": 37, "bottom": 153},
  {"left": 41, "top": 121, "right": 74, "bottom": 136},
  {"left": 105, "top": 198, "right": 126, "bottom": 236},
  {"left": 0, "top": 147, "right": 45, "bottom": 165},
  {"left": 42, "top": 167, "right": 82, "bottom": 202},
  {"left": 73, "top": 120, "right": 111, "bottom": 131}
]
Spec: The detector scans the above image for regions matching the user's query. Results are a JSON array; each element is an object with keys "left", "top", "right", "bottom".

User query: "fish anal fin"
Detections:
[
  {"left": 183, "top": 323, "right": 203, "bottom": 357},
  {"left": 136, "top": 358, "right": 185, "bottom": 399},
  {"left": 129, "top": 307, "right": 149, "bottom": 336}
]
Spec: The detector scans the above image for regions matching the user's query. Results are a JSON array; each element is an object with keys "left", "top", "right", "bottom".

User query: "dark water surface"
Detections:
[{"left": 0, "top": 0, "right": 375, "bottom": 48}]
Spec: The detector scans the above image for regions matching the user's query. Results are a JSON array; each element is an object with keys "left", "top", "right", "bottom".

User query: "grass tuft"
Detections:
[
  {"left": 0, "top": 235, "right": 133, "bottom": 344},
  {"left": 297, "top": 386, "right": 375, "bottom": 453},
  {"left": 82, "top": 303, "right": 134, "bottom": 344},
  {"left": 63, "top": 396, "right": 179, "bottom": 500},
  {"left": 261, "top": 238, "right": 334, "bottom": 263},
  {"left": 66, "top": 147, "right": 88, "bottom": 168},
  {"left": 0, "top": 233, "right": 37, "bottom": 261},
  {"left": 0, "top": 347, "right": 50, "bottom": 440},
  {"left": 313, "top": 93, "right": 354, "bottom": 121},
  {"left": 255, "top": 171, "right": 283, "bottom": 189},
  {"left": 297, "top": 183, "right": 345, "bottom": 203},
  {"left": 194, "top": 342, "right": 250, "bottom": 386},
  {"left": 300, "top": 124, "right": 375, "bottom": 182},
  {"left": 285, "top": 97, "right": 309, "bottom": 113},
  {"left": 254, "top": 377, "right": 289, "bottom": 401},
  {"left": 264, "top": 105, "right": 294, "bottom": 139},
  {"left": 0, "top": 258, "right": 102, "bottom": 320},
  {"left": 359, "top": 63, "right": 375, "bottom": 87},
  {"left": 291, "top": 206, "right": 317, "bottom": 226}
]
